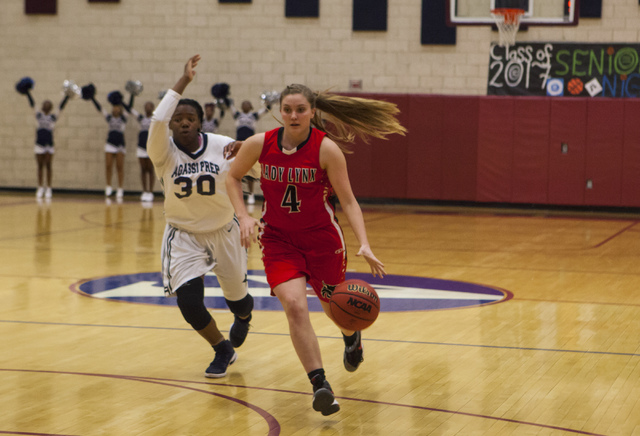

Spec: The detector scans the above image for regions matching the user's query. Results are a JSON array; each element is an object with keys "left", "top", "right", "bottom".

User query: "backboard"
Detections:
[{"left": 447, "top": 0, "right": 579, "bottom": 26}]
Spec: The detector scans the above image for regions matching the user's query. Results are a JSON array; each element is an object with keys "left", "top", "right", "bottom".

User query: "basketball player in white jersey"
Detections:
[{"left": 147, "top": 54, "right": 255, "bottom": 378}]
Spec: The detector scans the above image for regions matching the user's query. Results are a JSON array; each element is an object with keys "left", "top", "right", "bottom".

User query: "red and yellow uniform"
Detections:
[{"left": 258, "top": 127, "right": 347, "bottom": 301}]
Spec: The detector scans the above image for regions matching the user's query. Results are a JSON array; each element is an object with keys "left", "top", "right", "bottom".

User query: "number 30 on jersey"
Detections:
[{"left": 174, "top": 175, "right": 216, "bottom": 199}]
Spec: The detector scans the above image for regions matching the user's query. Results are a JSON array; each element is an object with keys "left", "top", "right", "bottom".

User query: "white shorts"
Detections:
[
  {"left": 34, "top": 145, "right": 54, "bottom": 155},
  {"left": 137, "top": 147, "right": 149, "bottom": 159},
  {"left": 105, "top": 143, "right": 126, "bottom": 154},
  {"left": 161, "top": 219, "right": 248, "bottom": 301}
]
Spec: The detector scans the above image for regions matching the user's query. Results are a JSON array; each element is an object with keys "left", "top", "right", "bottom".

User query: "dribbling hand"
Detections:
[{"left": 356, "top": 245, "right": 386, "bottom": 278}]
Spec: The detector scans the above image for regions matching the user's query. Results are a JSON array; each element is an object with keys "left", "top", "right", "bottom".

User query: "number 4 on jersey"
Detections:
[{"left": 281, "top": 184, "right": 301, "bottom": 212}]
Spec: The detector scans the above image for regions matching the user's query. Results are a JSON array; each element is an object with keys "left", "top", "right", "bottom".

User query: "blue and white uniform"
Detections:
[
  {"left": 202, "top": 116, "right": 221, "bottom": 134},
  {"left": 148, "top": 89, "right": 257, "bottom": 297},
  {"left": 231, "top": 104, "right": 268, "bottom": 141},
  {"left": 34, "top": 110, "right": 60, "bottom": 155},
  {"left": 102, "top": 108, "right": 128, "bottom": 154},
  {"left": 131, "top": 108, "right": 152, "bottom": 158}
]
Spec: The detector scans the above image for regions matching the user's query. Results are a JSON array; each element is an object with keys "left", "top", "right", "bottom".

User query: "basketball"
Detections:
[
  {"left": 567, "top": 77, "right": 584, "bottom": 95},
  {"left": 329, "top": 279, "right": 380, "bottom": 331}
]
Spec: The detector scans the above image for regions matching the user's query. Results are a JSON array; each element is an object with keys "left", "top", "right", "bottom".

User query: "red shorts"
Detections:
[{"left": 259, "top": 224, "right": 347, "bottom": 302}]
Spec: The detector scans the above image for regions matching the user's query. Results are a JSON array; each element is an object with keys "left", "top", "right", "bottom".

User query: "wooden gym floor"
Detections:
[{"left": 1, "top": 191, "right": 639, "bottom": 436}]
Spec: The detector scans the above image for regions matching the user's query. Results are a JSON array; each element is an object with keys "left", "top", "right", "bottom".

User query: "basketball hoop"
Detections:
[{"left": 491, "top": 8, "right": 525, "bottom": 47}]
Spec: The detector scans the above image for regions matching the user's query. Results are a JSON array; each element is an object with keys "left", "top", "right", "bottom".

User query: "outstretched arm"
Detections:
[
  {"left": 25, "top": 91, "right": 35, "bottom": 108},
  {"left": 59, "top": 95, "right": 70, "bottom": 111},
  {"left": 125, "top": 93, "right": 135, "bottom": 113},
  {"left": 256, "top": 107, "right": 268, "bottom": 118},
  {"left": 172, "top": 54, "right": 200, "bottom": 95},
  {"left": 321, "top": 138, "right": 386, "bottom": 278},
  {"left": 229, "top": 102, "right": 240, "bottom": 118},
  {"left": 147, "top": 55, "right": 201, "bottom": 168},
  {"left": 130, "top": 107, "right": 141, "bottom": 121},
  {"left": 90, "top": 96, "right": 102, "bottom": 113}
]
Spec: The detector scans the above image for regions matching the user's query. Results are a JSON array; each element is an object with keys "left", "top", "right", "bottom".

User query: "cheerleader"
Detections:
[
  {"left": 89, "top": 92, "right": 129, "bottom": 199},
  {"left": 22, "top": 89, "right": 69, "bottom": 199},
  {"left": 229, "top": 100, "right": 269, "bottom": 205},
  {"left": 201, "top": 102, "right": 225, "bottom": 133},
  {"left": 130, "top": 101, "right": 156, "bottom": 202}
]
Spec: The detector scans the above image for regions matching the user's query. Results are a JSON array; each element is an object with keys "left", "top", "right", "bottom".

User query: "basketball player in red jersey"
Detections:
[{"left": 226, "top": 83, "right": 405, "bottom": 416}]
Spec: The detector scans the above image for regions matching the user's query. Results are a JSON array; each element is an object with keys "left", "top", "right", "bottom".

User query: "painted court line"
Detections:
[
  {"left": 0, "top": 432, "right": 79, "bottom": 436},
  {"left": 1, "top": 319, "right": 638, "bottom": 358},
  {"left": 0, "top": 369, "right": 280, "bottom": 436},
  {"left": 0, "top": 369, "right": 604, "bottom": 436}
]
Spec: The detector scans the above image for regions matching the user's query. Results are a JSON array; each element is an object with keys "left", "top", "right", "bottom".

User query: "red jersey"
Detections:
[{"left": 259, "top": 127, "right": 337, "bottom": 232}]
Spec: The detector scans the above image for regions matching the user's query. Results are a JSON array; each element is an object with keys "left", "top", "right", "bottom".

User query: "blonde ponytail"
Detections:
[{"left": 280, "top": 84, "right": 407, "bottom": 154}]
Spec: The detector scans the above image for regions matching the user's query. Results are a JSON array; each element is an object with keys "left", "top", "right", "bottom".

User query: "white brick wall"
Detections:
[{"left": 1, "top": 0, "right": 639, "bottom": 191}]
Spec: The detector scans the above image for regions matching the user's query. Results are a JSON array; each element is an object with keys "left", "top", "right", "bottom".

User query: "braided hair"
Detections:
[{"left": 177, "top": 98, "right": 204, "bottom": 126}]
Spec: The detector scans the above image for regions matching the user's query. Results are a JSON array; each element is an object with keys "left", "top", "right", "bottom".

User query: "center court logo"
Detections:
[{"left": 71, "top": 271, "right": 512, "bottom": 312}]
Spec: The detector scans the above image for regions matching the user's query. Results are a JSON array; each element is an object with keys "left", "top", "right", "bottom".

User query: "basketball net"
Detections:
[{"left": 491, "top": 8, "right": 525, "bottom": 47}]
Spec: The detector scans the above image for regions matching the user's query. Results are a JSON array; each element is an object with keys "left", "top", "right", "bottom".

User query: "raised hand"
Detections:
[
  {"left": 172, "top": 55, "right": 201, "bottom": 95},
  {"left": 184, "top": 54, "right": 201, "bottom": 82}
]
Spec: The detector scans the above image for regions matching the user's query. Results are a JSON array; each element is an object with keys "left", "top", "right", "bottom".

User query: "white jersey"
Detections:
[
  {"left": 201, "top": 116, "right": 220, "bottom": 133},
  {"left": 101, "top": 108, "right": 128, "bottom": 133},
  {"left": 34, "top": 110, "right": 60, "bottom": 146},
  {"left": 148, "top": 89, "right": 237, "bottom": 233},
  {"left": 231, "top": 104, "right": 267, "bottom": 140},
  {"left": 101, "top": 108, "right": 128, "bottom": 146},
  {"left": 131, "top": 108, "right": 152, "bottom": 132},
  {"left": 131, "top": 108, "right": 152, "bottom": 149},
  {"left": 35, "top": 110, "right": 59, "bottom": 132}
]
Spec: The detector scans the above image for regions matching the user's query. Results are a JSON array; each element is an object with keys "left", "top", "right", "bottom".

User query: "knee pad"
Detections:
[
  {"left": 176, "top": 278, "right": 212, "bottom": 331},
  {"left": 225, "top": 293, "right": 254, "bottom": 318}
]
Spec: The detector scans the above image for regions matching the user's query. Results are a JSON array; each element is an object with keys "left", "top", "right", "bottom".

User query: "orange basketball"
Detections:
[
  {"left": 329, "top": 279, "right": 380, "bottom": 331},
  {"left": 567, "top": 78, "right": 584, "bottom": 95}
]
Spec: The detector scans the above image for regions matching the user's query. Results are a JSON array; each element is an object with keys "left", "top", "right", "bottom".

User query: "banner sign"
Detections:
[{"left": 488, "top": 43, "right": 640, "bottom": 98}]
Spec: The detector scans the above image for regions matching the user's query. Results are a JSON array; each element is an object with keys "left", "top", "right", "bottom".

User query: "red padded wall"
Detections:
[
  {"left": 343, "top": 93, "right": 409, "bottom": 199},
  {"left": 406, "top": 95, "right": 445, "bottom": 200},
  {"left": 441, "top": 96, "right": 479, "bottom": 201},
  {"left": 584, "top": 99, "right": 624, "bottom": 206},
  {"left": 476, "top": 97, "right": 514, "bottom": 202},
  {"left": 344, "top": 131, "right": 374, "bottom": 198},
  {"left": 622, "top": 100, "right": 640, "bottom": 207},
  {"left": 370, "top": 95, "right": 410, "bottom": 199},
  {"left": 547, "top": 99, "right": 587, "bottom": 205},
  {"left": 512, "top": 98, "right": 551, "bottom": 204},
  {"left": 342, "top": 93, "right": 636, "bottom": 208}
]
